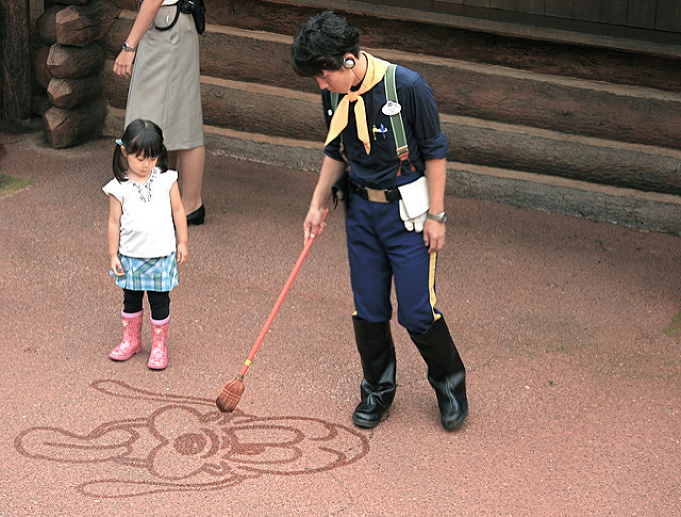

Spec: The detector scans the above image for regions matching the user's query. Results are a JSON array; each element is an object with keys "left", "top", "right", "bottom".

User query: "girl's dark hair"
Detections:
[
  {"left": 112, "top": 119, "right": 169, "bottom": 182},
  {"left": 291, "top": 10, "right": 360, "bottom": 77}
]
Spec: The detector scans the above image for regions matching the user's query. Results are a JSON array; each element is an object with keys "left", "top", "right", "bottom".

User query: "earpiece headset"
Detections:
[{"left": 343, "top": 56, "right": 356, "bottom": 69}]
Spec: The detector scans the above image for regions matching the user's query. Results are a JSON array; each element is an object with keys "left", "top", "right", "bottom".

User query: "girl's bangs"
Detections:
[{"left": 128, "top": 130, "right": 165, "bottom": 159}]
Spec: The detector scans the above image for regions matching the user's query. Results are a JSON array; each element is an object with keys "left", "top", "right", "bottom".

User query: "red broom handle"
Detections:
[{"left": 238, "top": 209, "right": 329, "bottom": 376}]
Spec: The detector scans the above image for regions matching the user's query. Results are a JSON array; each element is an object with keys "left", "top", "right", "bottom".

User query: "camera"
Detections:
[{"left": 178, "top": 0, "right": 196, "bottom": 14}]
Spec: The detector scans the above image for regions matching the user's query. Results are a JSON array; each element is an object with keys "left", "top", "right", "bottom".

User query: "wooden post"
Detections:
[
  {"left": 37, "top": 0, "right": 120, "bottom": 147},
  {"left": 0, "top": 0, "right": 32, "bottom": 121}
]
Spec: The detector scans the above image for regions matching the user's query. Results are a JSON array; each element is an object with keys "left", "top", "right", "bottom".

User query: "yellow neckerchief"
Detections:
[{"left": 324, "top": 52, "right": 391, "bottom": 155}]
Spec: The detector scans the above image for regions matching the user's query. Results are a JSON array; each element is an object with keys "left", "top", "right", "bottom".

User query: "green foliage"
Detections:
[
  {"left": 663, "top": 311, "right": 681, "bottom": 338},
  {"left": 0, "top": 174, "right": 31, "bottom": 198}
]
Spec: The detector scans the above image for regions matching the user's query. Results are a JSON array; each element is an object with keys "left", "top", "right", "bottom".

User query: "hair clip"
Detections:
[{"left": 115, "top": 138, "right": 124, "bottom": 146}]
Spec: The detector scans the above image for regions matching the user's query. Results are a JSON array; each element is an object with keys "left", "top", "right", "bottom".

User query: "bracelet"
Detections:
[{"left": 122, "top": 41, "right": 137, "bottom": 52}]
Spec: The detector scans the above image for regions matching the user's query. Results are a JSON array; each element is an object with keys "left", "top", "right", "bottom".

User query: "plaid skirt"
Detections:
[{"left": 111, "top": 253, "right": 178, "bottom": 292}]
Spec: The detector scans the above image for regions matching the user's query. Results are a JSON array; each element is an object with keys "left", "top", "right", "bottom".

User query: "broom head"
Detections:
[{"left": 216, "top": 375, "right": 245, "bottom": 412}]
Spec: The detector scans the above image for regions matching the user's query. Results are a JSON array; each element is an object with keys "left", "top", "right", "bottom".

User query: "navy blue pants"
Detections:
[{"left": 346, "top": 192, "right": 438, "bottom": 335}]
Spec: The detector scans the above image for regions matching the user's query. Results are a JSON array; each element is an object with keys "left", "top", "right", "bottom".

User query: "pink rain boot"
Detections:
[
  {"left": 148, "top": 316, "right": 169, "bottom": 370},
  {"left": 109, "top": 310, "right": 143, "bottom": 361}
]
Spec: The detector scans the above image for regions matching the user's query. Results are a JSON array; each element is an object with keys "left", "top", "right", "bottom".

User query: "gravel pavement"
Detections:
[{"left": 1, "top": 130, "right": 680, "bottom": 516}]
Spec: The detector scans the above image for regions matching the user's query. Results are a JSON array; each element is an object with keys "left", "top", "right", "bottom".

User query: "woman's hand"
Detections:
[{"left": 113, "top": 50, "right": 136, "bottom": 78}]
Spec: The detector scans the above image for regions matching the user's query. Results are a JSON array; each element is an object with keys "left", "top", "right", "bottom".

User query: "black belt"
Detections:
[{"left": 349, "top": 179, "right": 401, "bottom": 203}]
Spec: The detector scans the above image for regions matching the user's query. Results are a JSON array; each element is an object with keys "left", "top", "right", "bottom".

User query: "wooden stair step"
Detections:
[
  {"left": 102, "top": 65, "right": 681, "bottom": 196},
  {"left": 104, "top": 106, "right": 681, "bottom": 236},
  {"left": 103, "top": 19, "right": 681, "bottom": 151}
]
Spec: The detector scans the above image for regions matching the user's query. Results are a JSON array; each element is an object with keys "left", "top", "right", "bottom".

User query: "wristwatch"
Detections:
[
  {"left": 426, "top": 211, "right": 447, "bottom": 223},
  {"left": 122, "top": 41, "right": 137, "bottom": 52}
]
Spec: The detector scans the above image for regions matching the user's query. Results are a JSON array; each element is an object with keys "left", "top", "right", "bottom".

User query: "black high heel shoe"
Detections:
[{"left": 186, "top": 204, "right": 205, "bottom": 225}]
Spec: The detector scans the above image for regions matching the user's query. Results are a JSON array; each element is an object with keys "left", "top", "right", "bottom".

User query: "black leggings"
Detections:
[{"left": 123, "top": 289, "right": 170, "bottom": 320}]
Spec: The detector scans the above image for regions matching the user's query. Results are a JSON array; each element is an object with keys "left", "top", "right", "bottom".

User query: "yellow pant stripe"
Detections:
[{"left": 429, "top": 252, "right": 441, "bottom": 321}]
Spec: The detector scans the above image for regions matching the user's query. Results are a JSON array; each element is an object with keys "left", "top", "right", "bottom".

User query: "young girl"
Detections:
[{"left": 103, "top": 119, "right": 188, "bottom": 370}]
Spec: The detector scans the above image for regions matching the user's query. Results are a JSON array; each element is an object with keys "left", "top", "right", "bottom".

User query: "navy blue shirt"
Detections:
[{"left": 322, "top": 65, "right": 449, "bottom": 190}]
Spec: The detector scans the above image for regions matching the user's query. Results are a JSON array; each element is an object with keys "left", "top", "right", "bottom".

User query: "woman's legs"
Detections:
[{"left": 170, "top": 145, "right": 205, "bottom": 216}]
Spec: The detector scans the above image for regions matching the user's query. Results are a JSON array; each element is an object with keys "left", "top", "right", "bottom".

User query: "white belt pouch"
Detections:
[{"left": 397, "top": 176, "right": 429, "bottom": 232}]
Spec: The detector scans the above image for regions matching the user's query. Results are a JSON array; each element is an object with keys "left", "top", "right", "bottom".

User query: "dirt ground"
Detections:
[{"left": 1, "top": 129, "right": 680, "bottom": 516}]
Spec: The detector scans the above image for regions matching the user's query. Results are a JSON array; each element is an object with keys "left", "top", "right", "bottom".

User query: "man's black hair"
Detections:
[{"left": 291, "top": 10, "right": 360, "bottom": 77}]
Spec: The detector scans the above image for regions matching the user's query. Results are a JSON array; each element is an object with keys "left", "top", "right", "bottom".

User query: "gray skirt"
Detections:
[{"left": 125, "top": 5, "right": 204, "bottom": 151}]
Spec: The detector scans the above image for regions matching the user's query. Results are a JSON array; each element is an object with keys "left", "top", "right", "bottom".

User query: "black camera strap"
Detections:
[
  {"left": 138, "top": 0, "right": 204, "bottom": 34},
  {"left": 152, "top": 3, "right": 181, "bottom": 32}
]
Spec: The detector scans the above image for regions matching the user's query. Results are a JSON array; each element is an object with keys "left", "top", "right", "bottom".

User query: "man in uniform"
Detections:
[{"left": 292, "top": 11, "right": 468, "bottom": 431}]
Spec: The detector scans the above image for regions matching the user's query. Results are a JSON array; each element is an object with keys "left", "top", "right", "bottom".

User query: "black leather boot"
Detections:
[
  {"left": 351, "top": 318, "right": 397, "bottom": 429},
  {"left": 410, "top": 316, "right": 468, "bottom": 431}
]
